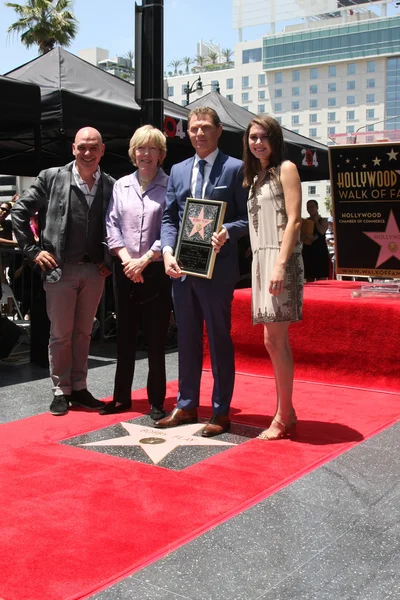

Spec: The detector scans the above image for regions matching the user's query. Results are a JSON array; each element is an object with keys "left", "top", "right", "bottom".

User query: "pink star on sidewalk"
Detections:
[
  {"left": 363, "top": 211, "right": 400, "bottom": 267},
  {"left": 189, "top": 207, "right": 213, "bottom": 239}
]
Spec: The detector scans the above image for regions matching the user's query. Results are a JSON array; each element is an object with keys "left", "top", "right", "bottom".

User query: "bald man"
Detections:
[{"left": 12, "top": 128, "right": 115, "bottom": 415}]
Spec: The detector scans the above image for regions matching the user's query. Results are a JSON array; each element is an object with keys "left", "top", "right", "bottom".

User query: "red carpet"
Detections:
[
  {"left": 205, "top": 281, "right": 400, "bottom": 392},
  {"left": 1, "top": 372, "right": 399, "bottom": 600}
]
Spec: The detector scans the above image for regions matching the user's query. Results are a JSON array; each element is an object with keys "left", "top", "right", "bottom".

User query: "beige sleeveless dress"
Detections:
[{"left": 247, "top": 167, "right": 304, "bottom": 324}]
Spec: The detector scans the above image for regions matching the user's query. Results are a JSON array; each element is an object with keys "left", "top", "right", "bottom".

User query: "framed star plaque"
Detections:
[
  {"left": 175, "top": 197, "right": 227, "bottom": 278},
  {"left": 329, "top": 142, "right": 400, "bottom": 278}
]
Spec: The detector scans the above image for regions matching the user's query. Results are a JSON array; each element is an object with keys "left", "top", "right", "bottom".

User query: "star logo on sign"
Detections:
[
  {"left": 363, "top": 211, "right": 400, "bottom": 268},
  {"left": 346, "top": 158, "right": 350, "bottom": 164},
  {"left": 82, "top": 422, "right": 235, "bottom": 464},
  {"left": 189, "top": 207, "right": 213, "bottom": 239},
  {"left": 387, "top": 148, "right": 399, "bottom": 161},
  {"left": 372, "top": 157, "right": 381, "bottom": 166}
]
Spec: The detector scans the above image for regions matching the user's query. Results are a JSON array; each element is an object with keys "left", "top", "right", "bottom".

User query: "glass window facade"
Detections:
[
  {"left": 367, "top": 79, "right": 375, "bottom": 88},
  {"left": 242, "top": 92, "right": 249, "bottom": 102},
  {"left": 242, "top": 76, "right": 249, "bottom": 88},
  {"left": 367, "top": 60, "right": 376, "bottom": 73},
  {"left": 328, "top": 83, "right": 336, "bottom": 93},
  {"left": 366, "top": 109, "right": 375, "bottom": 119},
  {"left": 308, "top": 186, "right": 316, "bottom": 195},
  {"left": 226, "top": 78, "right": 233, "bottom": 89},
  {"left": 347, "top": 63, "right": 356, "bottom": 75},
  {"left": 292, "top": 86, "right": 300, "bottom": 96},
  {"left": 292, "top": 115, "right": 300, "bottom": 125},
  {"left": 328, "top": 97, "right": 336, "bottom": 107},
  {"left": 366, "top": 93, "right": 375, "bottom": 103},
  {"left": 386, "top": 57, "right": 400, "bottom": 130},
  {"left": 309, "top": 128, "right": 317, "bottom": 137},
  {"left": 292, "top": 70, "right": 300, "bottom": 81},
  {"left": 258, "top": 74, "right": 266, "bottom": 86},
  {"left": 275, "top": 71, "right": 283, "bottom": 83},
  {"left": 274, "top": 102, "right": 282, "bottom": 112},
  {"left": 310, "top": 85, "right": 318, "bottom": 94},
  {"left": 347, "top": 95, "right": 355, "bottom": 105},
  {"left": 243, "top": 48, "right": 262, "bottom": 64},
  {"left": 310, "top": 99, "right": 318, "bottom": 109},
  {"left": 310, "top": 67, "right": 318, "bottom": 79},
  {"left": 258, "top": 104, "right": 266, "bottom": 113},
  {"left": 275, "top": 88, "right": 282, "bottom": 98},
  {"left": 167, "top": 86, "right": 174, "bottom": 97},
  {"left": 262, "top": 17, "right": 400, "bottom": 69},
  {"left": 292, "top": 101, "right": 300, "bottom": 110},
  {"left": 347, "top": 110, "right": 355, "bottom": 120},
  {"left": 327, "top": 127, "right": 336, "bottom": 135},
  {"left": 309, "top": 113, "right": 317, "bottom": 123},
  {"left": 328, "top": 112, "right": 336, "bottom": 122},
  {"left": 328, "top": 65, "right": 336, "bottom": 77},
  {"left": 347, "top": 80, "right": 356, "bottom": 90},
  {"left": 346, "top": 125, "right": 355, "bottom": 134},
  {"left": 226, "top": 94, "right": 233, "bottom": 101},
  {"left": 258, "top": 90, "right": 266, "bottom": 100}
]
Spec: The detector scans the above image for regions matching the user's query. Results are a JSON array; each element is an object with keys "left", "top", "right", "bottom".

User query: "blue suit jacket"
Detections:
[{"left": 161, "top": 150, "right": 248, "bottom": 280}]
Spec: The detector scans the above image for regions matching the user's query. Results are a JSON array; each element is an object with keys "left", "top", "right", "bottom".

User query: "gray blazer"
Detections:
[{"left": 12, "top": 161, "right": 115, "bottom": 280}]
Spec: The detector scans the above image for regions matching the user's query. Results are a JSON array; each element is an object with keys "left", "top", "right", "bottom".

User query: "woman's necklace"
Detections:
[{"left": 138, "top": 172, "right": 156, "bottom": 193}]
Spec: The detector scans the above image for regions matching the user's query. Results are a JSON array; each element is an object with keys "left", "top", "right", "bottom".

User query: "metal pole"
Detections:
[{"left": 139, "top": 0, "right": 164, "bottom": 130}]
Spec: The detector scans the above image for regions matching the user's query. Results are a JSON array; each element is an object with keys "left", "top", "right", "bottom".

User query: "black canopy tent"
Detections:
[
  {"left": 186, "top": 92, "right": 329, "bottom": 181},
  {"left": 5, "top": 48, "right": 329, "bottom": 181},
  {"left": 6, "top": 48, "right": 143, "bottom": 177},
  {"left": 0, "top": 76, "right": 41, "bottom": 176}
]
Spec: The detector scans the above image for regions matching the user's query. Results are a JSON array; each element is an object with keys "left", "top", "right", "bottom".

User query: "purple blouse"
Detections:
[{"left": 105, "top": 169, "right": 168, "bottom": 260}]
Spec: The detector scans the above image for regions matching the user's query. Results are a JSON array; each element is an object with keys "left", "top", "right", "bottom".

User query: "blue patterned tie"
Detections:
[{"left": 194, "top": 159, "right": 206, "bottom": 199}]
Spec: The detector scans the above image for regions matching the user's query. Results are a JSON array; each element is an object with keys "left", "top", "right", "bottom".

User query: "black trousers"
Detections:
[{"left": 112, "top": 260, "right": 172, "bottom": 407}]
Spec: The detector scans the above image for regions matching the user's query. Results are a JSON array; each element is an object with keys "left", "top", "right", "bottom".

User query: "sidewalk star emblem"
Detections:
[
  {"left": 189, "top": 207, "right": 213, "bottom": 239},
  {"left": 363, "top": 210, "right": 400, "bottom": 267},
  {"left": 82, "top": 422, "right": 235, "bottom": 464}
]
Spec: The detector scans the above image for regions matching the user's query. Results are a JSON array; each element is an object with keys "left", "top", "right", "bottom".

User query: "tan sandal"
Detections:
[{"left": 258, "top": 413, "right": 297, "bottom": 440}]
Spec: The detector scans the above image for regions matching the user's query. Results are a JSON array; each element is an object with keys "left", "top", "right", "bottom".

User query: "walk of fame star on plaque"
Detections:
[{"left": 175, "top": 197, "right": 227, "bottom": 279}]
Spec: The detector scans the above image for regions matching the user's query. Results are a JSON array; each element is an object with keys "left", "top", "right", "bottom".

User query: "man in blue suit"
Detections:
[{"left": 155, "top": 107, "right": 248, "bottom": 437}]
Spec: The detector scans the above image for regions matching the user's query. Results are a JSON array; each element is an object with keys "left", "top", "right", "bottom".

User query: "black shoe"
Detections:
[
  {"left": 99, "top": 401, "right": 132, "bottom": 415},
  {"left": 70, "top": 389, "right": 105, "bottom": 411},
  {"left": 149, "top": 405, "right": 165, "bottom": 421},
  {"left": 50, "top": 395, "right": 70, "bottom": 416}
]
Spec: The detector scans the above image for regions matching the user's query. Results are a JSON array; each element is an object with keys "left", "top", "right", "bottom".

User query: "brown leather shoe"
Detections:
[
  {"left": 154, "top": 407, "right": 198, "bottom": 428},
  {"left": 201, "top": 415, "right": 230, "bottom": 438}
]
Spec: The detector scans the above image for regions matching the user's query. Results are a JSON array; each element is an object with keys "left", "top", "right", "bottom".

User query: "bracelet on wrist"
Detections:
[{"left": 146, "top": 252, "right": 153, "bottom": 262}]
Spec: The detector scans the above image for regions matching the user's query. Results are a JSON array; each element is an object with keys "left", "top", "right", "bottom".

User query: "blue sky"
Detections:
[{"left": 0, "top": 0, "right": 268, "bottom": 75}]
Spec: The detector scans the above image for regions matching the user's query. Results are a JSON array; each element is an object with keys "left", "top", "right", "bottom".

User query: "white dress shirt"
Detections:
[{"left": 190, "top": 148, "right": 219, "bottom": 199}]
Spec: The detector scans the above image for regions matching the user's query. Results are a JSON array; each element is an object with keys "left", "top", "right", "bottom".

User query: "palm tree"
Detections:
[
  {"left": 182, "top": 56, "right": 193, "bottom": 74},
  {"left": 207, "top": 51, "right": 219, "bottom": 67},
  {"left": 222, "top": 48, "right": 233, "bottom": 65},
  {"left": 194, "top": 54, "right": 208, "bottom": 71},
  {"left": 124, "top": 50, "right": 134, "bottom": 80},
  {"left": 6, "top": 0, "right": 78, "bottom": 54},
  {"left": 168, "top": 59, "right": 182, "bottom": 76}
]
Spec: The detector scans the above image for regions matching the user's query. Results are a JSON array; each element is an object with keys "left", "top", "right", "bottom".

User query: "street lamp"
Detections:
[{"left": 184, "top": 76, "right": 203, "bottom": 105}]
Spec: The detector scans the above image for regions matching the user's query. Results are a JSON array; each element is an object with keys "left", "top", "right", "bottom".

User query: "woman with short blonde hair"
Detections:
[{"left": 103, "top": 125, "right": 172, "bottom": 417}]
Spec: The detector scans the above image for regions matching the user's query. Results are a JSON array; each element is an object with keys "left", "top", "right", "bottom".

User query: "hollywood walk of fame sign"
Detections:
[
  {"left": 329, "top": 143, "right": 400, "bottom": 277},
  {"left": 175, "top": 197, "right": 227, "bottom": 278}
]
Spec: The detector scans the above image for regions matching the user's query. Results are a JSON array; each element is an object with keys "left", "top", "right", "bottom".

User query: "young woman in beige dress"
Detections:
[{"left": 243, "top": 115, "right": 304, "bottom": 440}]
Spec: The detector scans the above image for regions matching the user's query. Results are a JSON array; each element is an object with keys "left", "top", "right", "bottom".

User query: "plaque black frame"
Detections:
[
  {"left": 329, "top": 142, "right": 400, "bottom": 278},
  {"left": 175, "top": 197, "right": 227, "bottom": 279}
]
